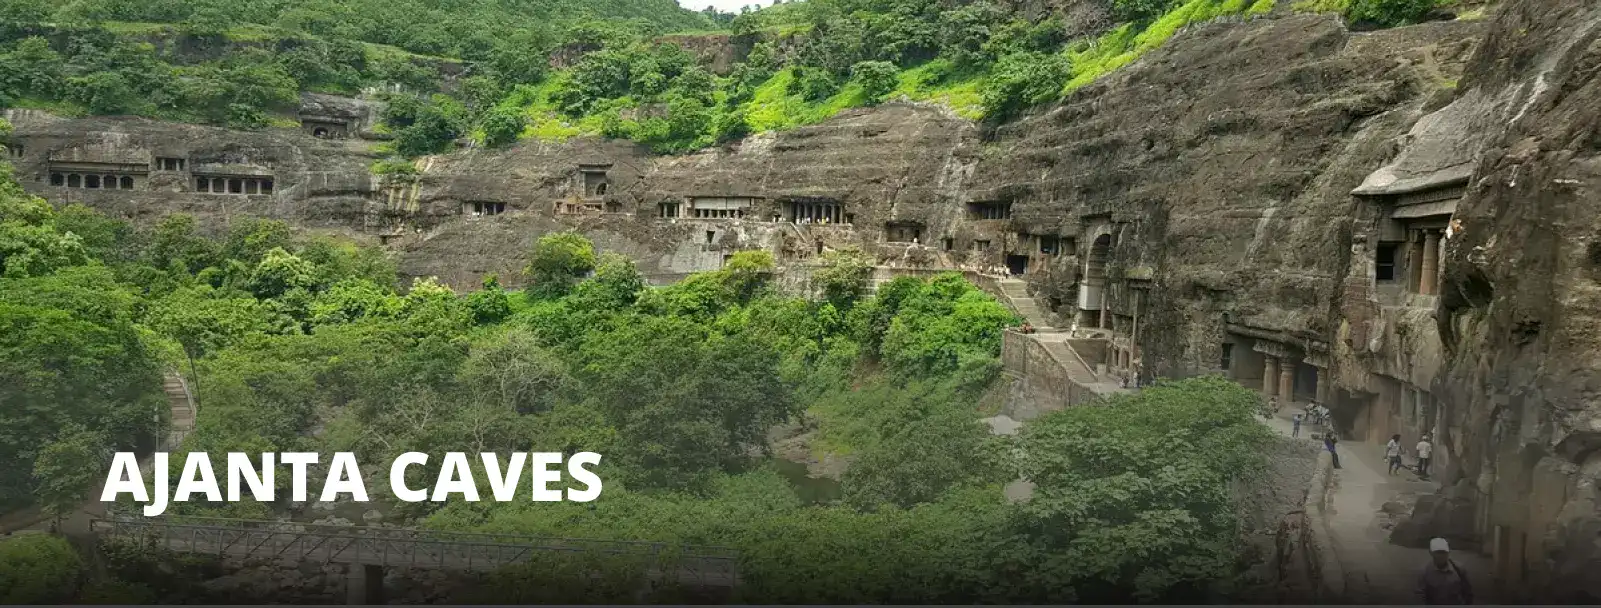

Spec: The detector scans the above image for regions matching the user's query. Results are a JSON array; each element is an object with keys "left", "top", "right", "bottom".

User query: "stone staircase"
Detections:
[
  {"left": 995, "top": 278, "right": 1051, "bottom": 328},
  {"left": 162, "top": 373, "right": 196, "bottom": 450}
]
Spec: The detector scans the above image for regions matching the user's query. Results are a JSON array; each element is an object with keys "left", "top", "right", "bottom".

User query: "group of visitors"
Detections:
[
  {"left": 1289, "top": 401, "right": 1329, "bottom": 439},
  {"left": 1385, "top": 433, "right": 1436, "bottom": 477}
]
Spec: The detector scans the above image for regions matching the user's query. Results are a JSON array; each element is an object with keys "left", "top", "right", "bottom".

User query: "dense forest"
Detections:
[
  {"left": 0, "top": 0, "right": 1457, "bottom": 154},
  {"left": 0, "top": 117, "right": 1282, "bottom": 602}
]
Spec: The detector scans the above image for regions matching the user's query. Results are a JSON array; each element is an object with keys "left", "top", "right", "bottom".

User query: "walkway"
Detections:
[
  {"left": 162, "top": 372, "right": 197, "bottom": 450},
  {"left": 1263, "top": 409, "right": 1492, "bottom": 603}
]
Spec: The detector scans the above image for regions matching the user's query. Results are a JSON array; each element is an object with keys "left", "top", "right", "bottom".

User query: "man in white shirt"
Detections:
[{"left": 1416, "top": 435, "right": 1434, "bottom": 477}]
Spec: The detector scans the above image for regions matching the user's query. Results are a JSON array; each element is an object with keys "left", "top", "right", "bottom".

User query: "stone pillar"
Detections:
[
  {"left": 1278, "top": 363, "right": 1295, "bottom": 404},
  {"left": 1262, "top": 356, "right": 1278, "bottom": 397},
  {"left": 1420, "top": 230, "right": 1440, "bottom": 295},
  {"left": 1407, "top": 233, "right": 1425, "bottom": 292},
  {"left": 1098, "top": 307, "right": 1109, "bottom": 330},
  {"left": 1314, "top": 366, "right": 1329, "bottom": 404},
  {"left": 347, "top": 564, "right": 385, "bottom": 605}
]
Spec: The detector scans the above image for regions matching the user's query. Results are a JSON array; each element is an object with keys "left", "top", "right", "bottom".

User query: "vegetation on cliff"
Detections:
[{"left": 1, "top": 0, "right": 1454, "bottom": 152}]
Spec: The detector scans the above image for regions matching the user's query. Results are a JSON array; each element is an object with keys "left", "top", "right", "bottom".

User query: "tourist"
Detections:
[
  {"left": 1416, "top": 434, "right": 1434, "bottom": 477},
  {"left": 1291, "top": 413, "right": 1303, "bottom": 438},
  {"left": 1386, "top": 434, "right": 1404, "bottom": 475},
  {"left": 1324, "top": 433, "right": 1341, "bottom": 469},
  {"left": 1417, "top": 537, "right": 1474, "bottom": 605}
]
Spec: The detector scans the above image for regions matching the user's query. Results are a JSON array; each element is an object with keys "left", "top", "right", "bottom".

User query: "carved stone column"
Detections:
[
  {"left": 1420, "top": 230, "right": 1440, "bottom": 296},
  {"left": 1279, "top": 364, "right": 1295, "bottom": 404},
  {"left": 1408, "top": 232, "right": 1425, "bottom": 292},
  {"left": 1262, "top": 355, "right": 1278, "bottom": 397}
]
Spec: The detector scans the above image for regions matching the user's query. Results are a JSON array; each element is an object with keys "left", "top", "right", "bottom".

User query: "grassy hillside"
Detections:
[
  {"left": 0, "top": 0, "right": 1461, "bottom": 157},
  {"left": 5, "top": 0, "right": 714, "bottom": 59}
]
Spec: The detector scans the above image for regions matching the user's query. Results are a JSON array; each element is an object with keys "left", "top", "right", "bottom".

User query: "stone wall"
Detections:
[
  {"left": 1302, "top": 451, "right": 1345, "bottom": 602},
  {"left": 1001, "top": 330, "right": 1101, "bottom": 417}
]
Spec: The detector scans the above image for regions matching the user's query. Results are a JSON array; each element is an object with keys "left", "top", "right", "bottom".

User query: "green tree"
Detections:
[
  {"left": 247, "top": 247, "right": 320, "bottom": 299},
  {"left": 850, "top": 61, "right": 899, "bottom": 104},
  {"left": 0, "top": 534, "right": 82, "bottom": 603},
  {"left": 32, "top": 425, "right": 108, "bottom": 527},
  {"left": 1013, "top": 376, "right": 1273, "bottom": 601},
  {"left": 479, "top": 106, "right": 528, "bottom": 148},
  {"left": 147, "top": 214, "right": 220, "bottom": 275},
  {"left": 811, "top": 247, "right": 873, "bottom": 308},
  {"left": 980, "top": 51, "right": 1069, "bottom": 123},
  {"left": 1111, "top": 0, "right": 1173, "bottom": 22},
  {"left": 0, "top": 266, "right": 163, "bottom": 508},
  {"left": 570, "top": 252, "right": 644, "bottom": 311},
  {"left": 524, "top": 231, "right": 596, "bottom": 300},
  {"left": 0, "top": 37, "right": 65, "bottom": 97},
  {"left": 147, "top": 286, "right": 280, "bottom": 398},
  {"left": 465, "top": 274, "right": 512, "bottom": 324},
  {"left": 65, "top": 71, "right": 137, "bottom": 115},
  {"left": 0, "top": 200, "right": 90, "bottom": 278},
  {"left": 221, "top": 218, "right": 293, "bottom": 266},
  {"left": 458, "top": 327, "right": 569, "bottom": 415},
  {"left": 1347, "top": 0, "right": 1437, "bottom": 27},
  {"left": 790, "top": 66, "right": 840, "bottom": 101}
]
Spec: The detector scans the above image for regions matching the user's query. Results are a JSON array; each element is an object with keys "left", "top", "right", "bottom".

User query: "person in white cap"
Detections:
[{"left": 1417, "top": 537, "right": 1473, "bottom": 605}]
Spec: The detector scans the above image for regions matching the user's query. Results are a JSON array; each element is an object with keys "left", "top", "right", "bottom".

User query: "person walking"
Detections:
[
  {"left": 1324, "top": 433, "right": 1341, "bottom": 469},
  {"left": 1417, "top": 537, "right": 1474, "bottom": 605},
  {"left": 1292, "top": 413, "right": 1303, "bottom": 438},
  {"left": 1417, "top": 434, "right": 1434, "bottom": 477},
  {"left": 1386, "top": 434, "right": 1405, "bottom": 475}
]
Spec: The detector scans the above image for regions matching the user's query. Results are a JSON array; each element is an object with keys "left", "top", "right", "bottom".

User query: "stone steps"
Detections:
[
  {"left": 1040, "top": 339, "right": 1101, "bottom": 385},
  {"left": 162, "top": 373, "right": 196, "bottom": 449}
]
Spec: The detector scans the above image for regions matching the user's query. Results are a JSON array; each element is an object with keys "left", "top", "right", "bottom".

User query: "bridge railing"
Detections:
[{"left": 91, "top": 516, "right": 741, "bottom": 588}]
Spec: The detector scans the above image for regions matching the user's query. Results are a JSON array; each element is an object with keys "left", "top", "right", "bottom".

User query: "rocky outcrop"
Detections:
[
  {"left": 969, "top": 14, "right": 1478, "bottom": 378},
  {"left": 1425, "top": 0, "right": 1601, "bottom": 600}
]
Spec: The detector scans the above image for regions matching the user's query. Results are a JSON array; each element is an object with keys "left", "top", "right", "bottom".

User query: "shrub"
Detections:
[
  {"left": 1346, "top": 0, "right": 1436, "bottom": 27},
  {"left": 479, "top": 106, "right": 528, "bottom": 148},
  {"left": 0, "top": 534, "right": 83, "bottom": 604},
  {"left": 789, "top": 67, "right": 840, "bottom": 102},
  {"left": 850, "top": 61, "right": 899, "bottom": 104},
  {"left": 980, "top": 51, "right": 1069, "bottom": 123}
]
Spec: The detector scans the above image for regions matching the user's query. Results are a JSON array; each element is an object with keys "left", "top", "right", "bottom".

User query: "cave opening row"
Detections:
[
  {"left": 50, "top": 172, "right": 136, "bottom": 190},
  {"left": 196, "top": 177, "right": 274, "bottom": 195}
]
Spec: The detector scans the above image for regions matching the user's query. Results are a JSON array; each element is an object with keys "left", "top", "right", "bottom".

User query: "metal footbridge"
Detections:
[{"left": 90, "top": 516, "right": 741, "bottom": 588}]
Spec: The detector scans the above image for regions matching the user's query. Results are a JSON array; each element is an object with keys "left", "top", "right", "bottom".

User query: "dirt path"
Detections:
[{"left": 1262, "top": 409, "right": 1492, "bottom": 604}]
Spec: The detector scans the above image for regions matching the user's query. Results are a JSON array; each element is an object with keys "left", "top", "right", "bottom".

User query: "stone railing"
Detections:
[
  {"left": 1001, "top": 329, "right": 1101, "bottom": 412},
  {"left": 1302, "top": 450, "right": 1345, "bottom": 602}
]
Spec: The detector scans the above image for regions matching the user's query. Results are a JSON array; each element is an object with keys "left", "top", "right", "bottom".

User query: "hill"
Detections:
[{"left": 6, "top": 0, "right": 715, "bottom": 59}]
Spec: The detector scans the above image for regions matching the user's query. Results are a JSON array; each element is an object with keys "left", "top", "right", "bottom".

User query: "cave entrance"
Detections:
[
  {"left": 1077, "top": 233, "right": 1113, "bottom": 327},
  {"left": 1006, "top": 254, "right": 1028, "bottom": 276}
]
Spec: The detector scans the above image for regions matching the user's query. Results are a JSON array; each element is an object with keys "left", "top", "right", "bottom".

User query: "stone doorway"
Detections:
[{"left": 1006, "top": 254, "right": 1028, "bottom": 276}]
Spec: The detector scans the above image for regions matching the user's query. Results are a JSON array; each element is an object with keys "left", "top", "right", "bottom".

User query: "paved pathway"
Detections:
[{"left": 1262, "top": 408, "right": 1492, "bottom": 604}]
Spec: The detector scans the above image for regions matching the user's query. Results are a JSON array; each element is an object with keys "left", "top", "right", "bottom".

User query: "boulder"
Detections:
[{"left": 1389, "top": 480, "right": 1479, "bottom": 550}]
